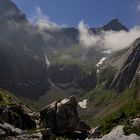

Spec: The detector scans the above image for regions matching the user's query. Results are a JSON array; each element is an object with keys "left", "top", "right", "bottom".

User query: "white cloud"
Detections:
[
  {"left": 30, "top": 7, "right": 62, "bottom": 30},
  {"left": 102, "top": 26, "right": 140, "bottom": 50},
  {"left": 78, "top": 20, "right": 101, "bottom": 47},
  {"left": 78, "top": 20, "right": 140, "bottom": 51},
  {"left": 137, "top": 3, "right": 140, "bottom": 11},
  {"left": 29, "top": 9, "right": 140, "bottom": 51}
]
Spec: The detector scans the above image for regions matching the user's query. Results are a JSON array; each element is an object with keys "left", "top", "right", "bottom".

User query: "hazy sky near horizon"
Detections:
[{"left": 11, "top": 0, "right": 140, "bottom": 28}]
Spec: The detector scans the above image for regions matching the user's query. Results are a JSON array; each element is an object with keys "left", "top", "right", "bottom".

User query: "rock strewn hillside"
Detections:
[
  {"left": 0, "top": 89, "right": 91, "bottom": 140},
  {"left": 0, "top": 89, "right": 37, "bottom": 138}
]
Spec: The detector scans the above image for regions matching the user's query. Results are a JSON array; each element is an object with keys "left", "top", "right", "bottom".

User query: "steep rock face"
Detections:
[
  {"left": 48, "top": 64, "right": 97, "bottom": 90},
  {"left": 0, "top": 43, "right": 50, "bottom": 100},
  {"left": 41, "top": 27, "right": 79, "bottom": 49},
  {"left": 110, "top": 38, "right": 140, "bottom": 92},
  {"left": 0, "top": 0, "right": 50, "bottom": 99}
]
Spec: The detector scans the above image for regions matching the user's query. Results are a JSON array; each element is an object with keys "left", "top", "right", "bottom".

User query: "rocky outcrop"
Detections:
[
  {"left": 2, "top": 126, "right": 54, "bottom": 140},
  {"left": 40, "top": 96, "right": 79, "bottom": 133},
  {"left": 110, "top": 38, "right": 140, "bottom": 92},
  {"left": 0, "top": 105, "right": 36, "bottom": 130},
  {"left": 87, "top": 127, "right": 102, "bottom": 139},
  {"left": 0, "top": 89, "right": 38, "bottom": 139},
  {"left": 7, "top": 132, "right": 42, "bottom": 140},
  {"left": 40, "top": 96, "right": 90, "bottom": 139},
  {"left": 132, "top": 118, "right": 140, "bottom": 127},
  {"left": 0, "top": 90, "right": 36, "bottom": 130},
  {"left": 0, "top": 123, "right": 24, "bottom": 138},
  {"left": 86, "top": 125, "right": 140, "bottom": 140}
]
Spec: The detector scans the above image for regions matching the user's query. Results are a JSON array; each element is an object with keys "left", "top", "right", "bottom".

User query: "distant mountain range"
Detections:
[
  {"left": 0, "top": 0, "right": 129, "bottom": 101},
  {"left": 1, "top": 1, "right": 140, "bottom": 139}
]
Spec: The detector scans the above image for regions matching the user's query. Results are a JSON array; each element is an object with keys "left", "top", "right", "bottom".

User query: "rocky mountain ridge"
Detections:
[
  {"left": 2, "top": 1, "right": 140, "bottom": 139},
  {"left": 99, "top": 38, "right": 140, "bottom": 93},
  {"left": 0, "top": 0, "right": 129, "bottom": 102}
]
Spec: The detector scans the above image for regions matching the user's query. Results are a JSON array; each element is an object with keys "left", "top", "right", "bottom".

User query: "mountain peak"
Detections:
[
  {"left": 0, "top": 0, "right": 26, "bottom": 22},
  {"left": 102, "top": 18, "right": 128, "bottom": 31},
  {"left": 109, "top": 18, "right": 120, "bottom": 22}
]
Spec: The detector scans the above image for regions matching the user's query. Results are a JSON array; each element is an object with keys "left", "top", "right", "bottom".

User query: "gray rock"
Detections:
[
  {"left": 7, "top": 132, "right": 42, "bottom": 140},
  {"left": 0, "top": 105, "right": 36, "bottom": 130},
  {"left": 0, "top": 128, "right": 6, "bottom": 137},
  {"left": 132, "top": 118, "right": 140, "bottom": 127},
  {"left": 86, "top": 125, "right": 140, "bottom": 140},
  {"left": 40, "top": 96, "right": 90, "bottom": 137},
  {"left": 40, "top": 96, "right": 79, "bottom": 134},
  {"left": 56, "top": 98, "right": 77, "bottom": 133},
  {"left": 0, "top": 123, "right": 12, "bottom": 136},
  {"left": 0, "top": 123, "right": 24, "bottom": 137},
  {"left": 110, "top": 38, "right": 140, "bottom": 92},
  {"left": 40, "top": 101, "right": 57, "bottom": 129},
  {"left": 88, "top": 127, "right": 102, "bottom": 139}
]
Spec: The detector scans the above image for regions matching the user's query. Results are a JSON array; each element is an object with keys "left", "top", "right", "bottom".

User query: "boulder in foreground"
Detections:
[{"left": 40, "top": 96, "right": 90, "bottom": 139}]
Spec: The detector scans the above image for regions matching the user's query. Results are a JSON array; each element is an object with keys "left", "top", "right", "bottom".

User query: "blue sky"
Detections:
[{"left": 11, "top": 0, "right": 140, "bottom": 28}]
